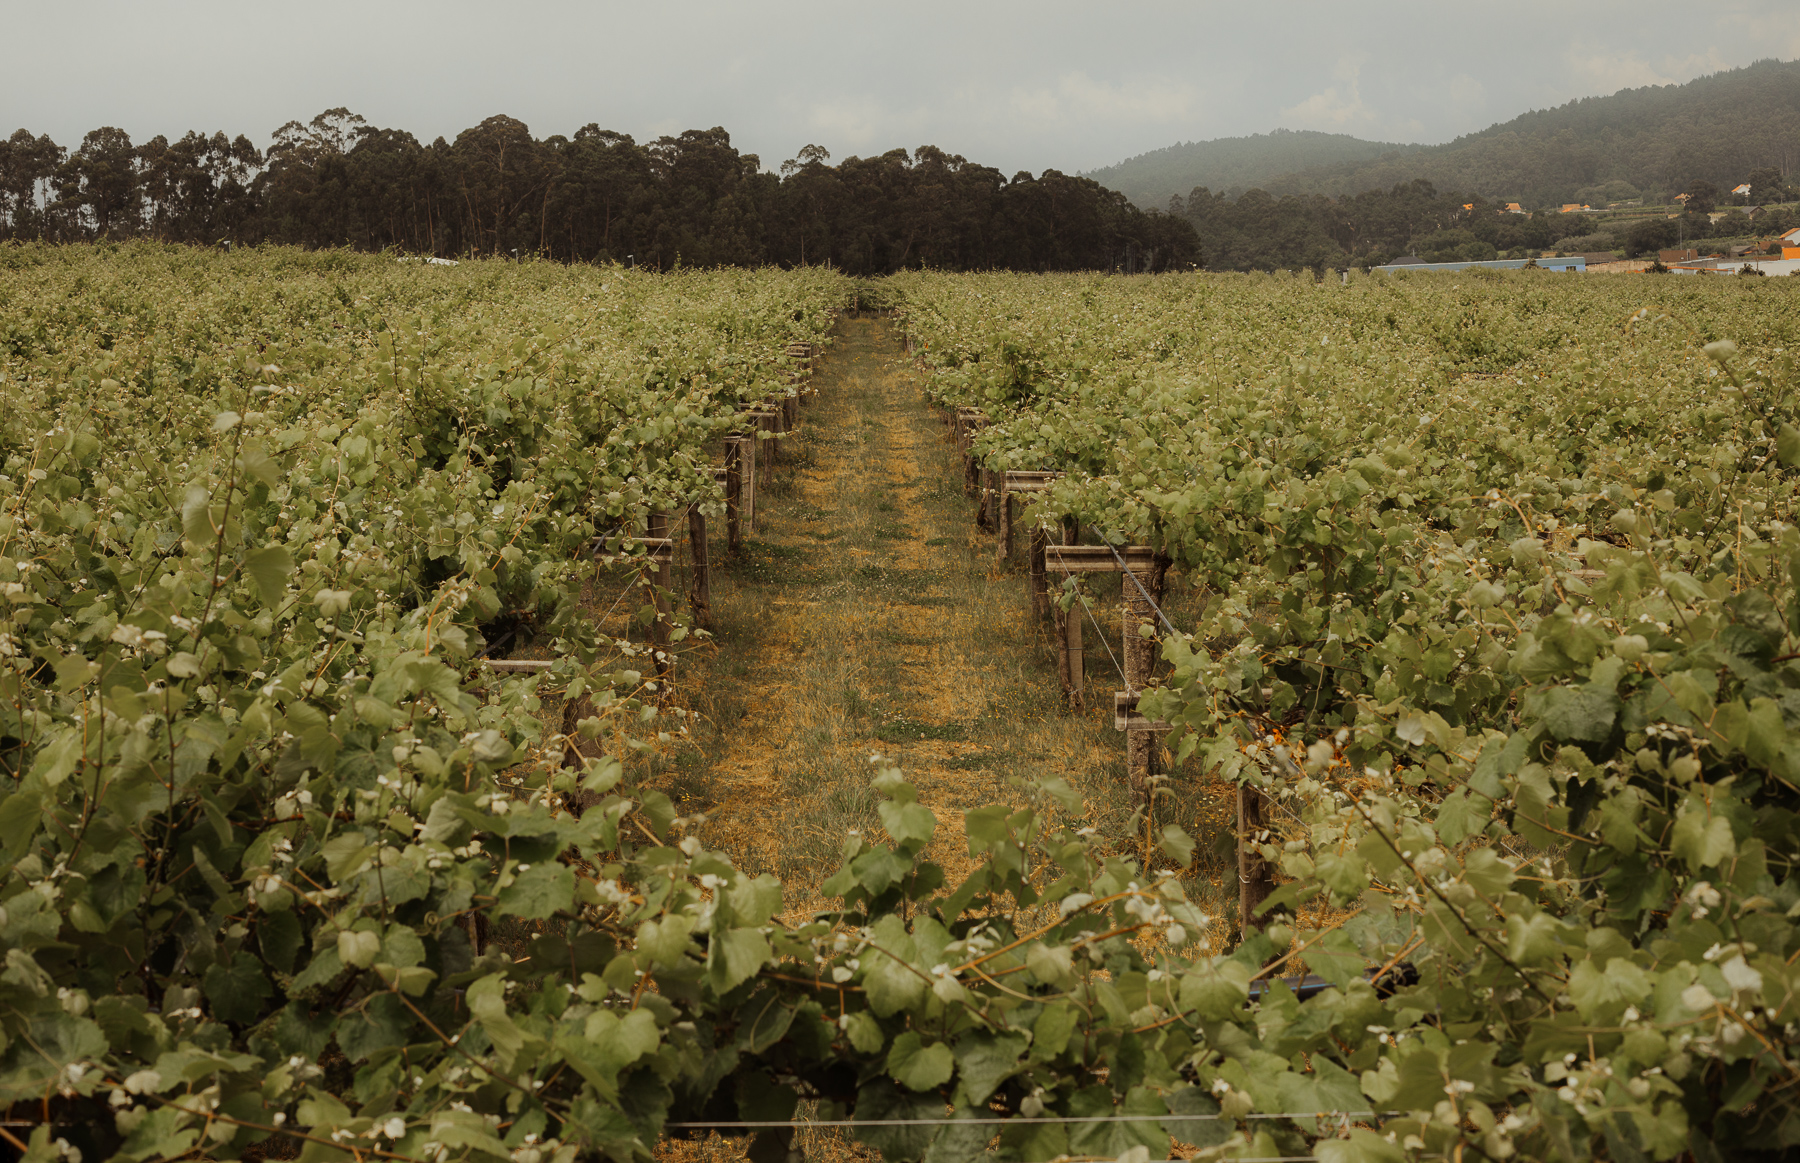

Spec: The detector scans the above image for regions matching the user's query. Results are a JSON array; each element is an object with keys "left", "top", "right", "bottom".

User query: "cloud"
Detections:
[
  {"left": 1278, "top": 56, "right": 1373, "bottom": 131},
  {"left": 1005, "top": 72, "right": 1203, "bottom": 128},
  {"left": 1562, "top": 47, "right": 1733, "bottom": 96}
]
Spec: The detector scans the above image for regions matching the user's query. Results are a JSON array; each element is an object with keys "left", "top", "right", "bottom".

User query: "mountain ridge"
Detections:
[
  {"left": 1080, "top": 128, "right": 1422, "bottom": 206},
  {"left": 1093, "top": 58, "right": 1800, "bottom": 209}
]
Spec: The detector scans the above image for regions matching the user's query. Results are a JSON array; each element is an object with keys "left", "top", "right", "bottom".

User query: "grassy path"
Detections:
[
  {"left": 660, "top": 316, "right": 1105, "bottom": 898},
  {"left": 653, "top": 313, "right": 1236, "bottom": 918}
]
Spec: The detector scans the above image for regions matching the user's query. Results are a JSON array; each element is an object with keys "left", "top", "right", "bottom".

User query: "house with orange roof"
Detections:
[
  {"left": 1505, "top": 202, "right": 1524, "bottom": 214},
  {"left": 1559, "top": 203, "right": 1591, "bottom": 213}
]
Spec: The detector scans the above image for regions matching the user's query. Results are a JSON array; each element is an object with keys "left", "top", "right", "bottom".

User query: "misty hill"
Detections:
[
  {"left": 1082, "top": 129, "right": 1420, "bottom": 207},
  {"left": 1098, "top": 58, "right": 1800, "bottom": 210}
]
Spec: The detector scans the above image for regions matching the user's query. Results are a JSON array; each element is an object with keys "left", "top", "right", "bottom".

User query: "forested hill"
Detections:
[
  {"left": 1080, "top": 129, "right": 1420, "bottom": 207},
  {"left": 1098, "top": 57, "right": 1800, "bottom": 210}
]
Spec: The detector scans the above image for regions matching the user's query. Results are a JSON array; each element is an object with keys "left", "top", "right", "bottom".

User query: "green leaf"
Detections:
[
  {"left": 495, "top": 860, "right": 574, "bottom": 920},
  {"left": 639, "top": 789, "right": 676, "bottom": 837},
  {"left": 963, "top": 804, "right": 1010, "bottom": 853},
  {"left": 878, "top": 799, "right": 936, "bottom": 852},
  {"left": 952, "top": 1033, "right": 1027, "bottom": 1106},
  {"left": 1177, "top": 958, "right": 1251, "bottom": 1021},
  {"left": 1779, "top": 423, "right": 1800, "bottom": 467},
  {"left": 466, "top": 973, "right": 526, "bottom": 1068},
  {"left": 851, "top": 844, "right": 911, "bottom": 896},
  {"left": 1505, "top": 910, "right": 1567, "bottom": 967},
  {"left": 1068, "top": 1085, "right": 1166, "bottom": 1159},
  {"left": 841, "top": 1010, "right": 885, "bottom": 1054},
  {"left": 1434, "top": 788, "right": 1487, "bottom": 845},
  {"left": 1538, "top": 685, "right": 1618, "bottom": 743},
  {"left": 0, "top": 783, "right": 44, "bottom": 853},
  {"left": 1460, "top": 847, "right": 1514, "bottom": 898},
  {"left": 243, "top": 545, "right": 293, "bottom": 608},
  {"left": 1670, "top": 803, "right": 1735, "bottom": 870},
  {"left": 202, "top": 954, "right": 272, "bottom": 1025},
  {"left": 637, "top": 914, "right": 697, "bottom": 967},
  {"left": 1568, "top": 956, "right": 1652, "bottom": 1023},
  {"left": 853, "top": 1079, "right": 939, "bottom": 1162},
  {"left": 1158, "top": 823, "right": 1195, "bottom": 865},
  {"left": 708, "top": 926, "right": 771, "bottom": 995},
  {"left": 1316, "top": 1128, "right": 1407, "bottom": 1163},
  {"left": 336, "top": 993, "right": 412, "bottom": 1061},
  {"left": 864, "top": 953, "right": 927, "bottom": 1018},
  {"left": 887, "top": 1031, "right": 954, "bottom": 1091}
]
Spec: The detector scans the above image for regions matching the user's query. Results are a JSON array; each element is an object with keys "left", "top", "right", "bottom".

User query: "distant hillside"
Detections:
[
  {"left": 1258, "top": 58, "right": 1800, "bottom": 206},
  {"left": 1101, "top": 58, "right": 1800, "bottom": 210},
  {"left": 1081, "top": 129, "right": 1421, "bottom": 208}
]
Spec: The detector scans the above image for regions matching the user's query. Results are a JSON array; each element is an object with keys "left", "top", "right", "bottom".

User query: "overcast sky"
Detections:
[{"left": 5, "top": 1, "right": 1798, "bottom": 176}]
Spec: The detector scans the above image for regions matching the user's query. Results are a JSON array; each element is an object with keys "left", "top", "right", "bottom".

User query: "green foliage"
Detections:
[
  {"left": 0, "top": 247, "right": 856, "bottom": 1161},
  {"left": 893, "top": 269, "right": 1800, "bottom": 1159}
]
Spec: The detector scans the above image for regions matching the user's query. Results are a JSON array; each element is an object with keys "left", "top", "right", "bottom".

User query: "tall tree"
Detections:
[{"left": 57, "top": 127, "right": 140, "bottom": 238}]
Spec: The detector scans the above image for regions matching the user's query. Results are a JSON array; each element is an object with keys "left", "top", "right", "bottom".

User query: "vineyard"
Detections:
[{"left": 1, "top": 245, "right": 1799, "bottom": 1163}]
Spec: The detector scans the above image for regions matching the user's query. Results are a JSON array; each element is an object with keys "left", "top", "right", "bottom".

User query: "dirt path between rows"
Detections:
[{"left": 668, "top": 314, "right": 1141, "bottom": 913}]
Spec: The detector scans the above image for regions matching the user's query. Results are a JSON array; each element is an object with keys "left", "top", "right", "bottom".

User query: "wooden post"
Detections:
[
  {"left": 759, "top": 410, "right": 778, "bottom": 470},
  {"left": 1239, "top": 784, "right": 1275, "bottom": 937},
  {"left": 687, "top": 504, "right": 710, "bottom": 630},
  {"left": 996, "top": 485, "right": 1013, "bottom": 564},
  {"left": 743, "top": 431, "right": 758, "bottom": 532},
  {"left": 1029, "top": 522, "right": 1048, "bottom": 617},
  {"left": 1064, "top": 593, "right": 1085, "bottom": 712},
  {"left": 1123, "top": 562, "right": 1163, "bottom": 811},
  {"left": 645, "top": 512, "right": 672, "bottom": 671},
  {"left": 725, "top": 439, "right": 744, "bottom": 551}
]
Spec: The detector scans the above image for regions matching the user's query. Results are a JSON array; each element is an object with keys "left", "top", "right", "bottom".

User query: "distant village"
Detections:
[{"left": 1378, "top": 176, "right": 1800, "bottom": 275}]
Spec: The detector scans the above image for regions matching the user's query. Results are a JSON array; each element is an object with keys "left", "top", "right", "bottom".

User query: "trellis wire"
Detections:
[
  {"left": 666, "top": 1111, "right": 1376, "bottom": 1128},
  {"left": 1106, "top": 539, "right": 1180, "bottom": 638}
]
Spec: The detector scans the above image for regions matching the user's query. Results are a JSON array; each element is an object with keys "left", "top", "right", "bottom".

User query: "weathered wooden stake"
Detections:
[
  {"left": 687, "top": 505, "right": 710, "bottom": 629},
  {"left": 725, "top": 439, "right": 744, "bottom": 551},
  {"left": 743, "top": 433, "right": 758, "bottom": 532},
  {"left": 1029, "top": 523, "right": 1048, "bottom": 617},
  {"left": 996, "top": 487, "right": 1013, "bottom": 563},
  {"left": 1123, "top": 562, "right": 1164, "bottom": 810},
  {"left": 645, "top": 511, "right": 672, "bottom": 672},
  {"left": 1239, "top": 784, "right": 1276, "bottom": 937}
]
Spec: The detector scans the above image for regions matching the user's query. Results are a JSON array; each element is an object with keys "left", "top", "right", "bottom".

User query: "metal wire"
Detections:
[
  {"left": 666, "top": 1112, "right": 1377, "bottom": 1129},
  {"left": 1106, "top": 539, "right": 1181, "bottom": 638},
  {"left": 1077, "top": 586, "right": 1128, "bottom": 686}
]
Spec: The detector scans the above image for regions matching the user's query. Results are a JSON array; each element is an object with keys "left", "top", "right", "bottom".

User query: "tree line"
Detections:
[{"left": 0, "top": 110, "right": 1199, "bottom": 274}]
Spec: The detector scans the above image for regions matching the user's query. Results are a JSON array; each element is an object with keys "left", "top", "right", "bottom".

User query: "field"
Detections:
[{"left": 2, "top": 246, "right": 1799, "bottom": 1163}]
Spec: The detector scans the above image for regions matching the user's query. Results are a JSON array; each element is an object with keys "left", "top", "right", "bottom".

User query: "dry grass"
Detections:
[{"left": 625, "top": 317, "right": 1241, "bottom": 934}]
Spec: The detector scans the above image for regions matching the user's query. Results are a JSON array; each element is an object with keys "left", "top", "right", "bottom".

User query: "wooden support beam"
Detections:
[
  {"left": 1113, "top": 691, "right": 1172, "bottom": 732},
  {"left": 1044, "top": 545, "right": 1156, "bottom": 573},
  {"left": 1002, "top": 470, "right": 1062, "bottom": 494}
]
